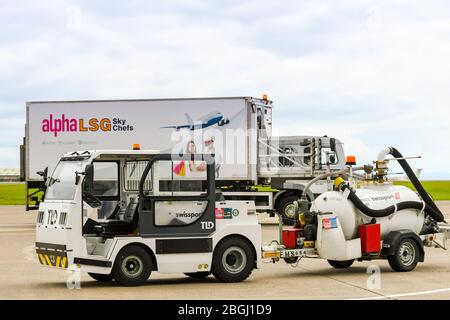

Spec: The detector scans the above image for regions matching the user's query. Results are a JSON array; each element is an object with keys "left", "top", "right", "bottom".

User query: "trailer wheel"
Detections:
[
  {"left": 184, "top": 272, "right": 211, "bottom": 278},
  {"left": 88, "top": 272, "right": 114, "bottom": 282},
  {"left": 328, "top": 259, "right": 354, "bottom": 269},
  {"left": 277, "top": 195, "right": 299, "bottom": 225},
  {"left": 212, "top": 236, "right": 255, "bottom": 283},
  {"left": 388, "top": 238, "right": 419, "bottom": 272},
  {"left": 112, "top": 246, "right": 152, "bottom": 286}
]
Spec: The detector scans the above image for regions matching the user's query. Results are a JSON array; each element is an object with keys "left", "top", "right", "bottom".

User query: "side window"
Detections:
[
  {"left": 124, "top": 161, "right": 152, "bottom": 193},
  {"left": 92, "top": 162, "right": 118, "bottom": 197},
  {"left": 303, "top": 146, "right": 311, "bottom": 165},
  {"left": 158, "top": 160, "right": 207, "bottom": 194},
  {"left": 151, "top": 159, "right": 209, "bottom": 226},
  {"left": 321, "top": 147, "right": 338, "bottom": 165}
]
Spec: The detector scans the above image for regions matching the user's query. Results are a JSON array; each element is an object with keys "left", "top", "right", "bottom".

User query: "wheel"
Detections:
[
  {"left": 88, "top": 272, "right": 114, "bottom": 282},
  {"left": 112, "top": 246, "right": 152, "bottom": 286},
  {"left": 328, "top": 259, "right": 354, "bottom": 269},
  {"left": 388, "top": 238, "right": 419, "bottom": 272},
  {"left": 283, "top": 257, "right": 299, "bottom": 264},
  {"left": 277, "top": 195, "right": 299, "bottom": 225},
  {"left": 184, "top": 272, "right": 211, "bottom": 278},
  {"left": 212, "top": 236, "right": 255, "bottom": 283}
]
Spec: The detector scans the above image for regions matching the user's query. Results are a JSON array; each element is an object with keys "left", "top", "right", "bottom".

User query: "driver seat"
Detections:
[{"left": 98, "top": 197, "right": 139, "bottom": 237}]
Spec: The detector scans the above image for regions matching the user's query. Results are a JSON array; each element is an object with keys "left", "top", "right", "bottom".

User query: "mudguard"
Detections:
[{"left": 381, "top": 229, "right": 425, "bottom": 262}]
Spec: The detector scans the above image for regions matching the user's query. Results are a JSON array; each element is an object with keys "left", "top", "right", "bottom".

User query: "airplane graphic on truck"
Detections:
[{"left": 161, "top": 111, "right": 230, "bottom": 131}]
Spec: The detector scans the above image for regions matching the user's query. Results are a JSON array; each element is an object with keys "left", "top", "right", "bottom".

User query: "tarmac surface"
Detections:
[{"left": 1, "top": 203, "right": 450, "bottom": 300}]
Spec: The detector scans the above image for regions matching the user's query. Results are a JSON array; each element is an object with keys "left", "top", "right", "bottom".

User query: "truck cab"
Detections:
[
  {"left": 36, "top": 150, "right": 261, "bottom": 286},
  {"left": 244, "top": 135, "right": 347, "bottom": 224}
]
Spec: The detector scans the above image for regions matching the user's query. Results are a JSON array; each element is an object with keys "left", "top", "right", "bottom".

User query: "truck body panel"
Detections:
[{"left": 26, "top": 97, "right": 266, "bottom": 182}]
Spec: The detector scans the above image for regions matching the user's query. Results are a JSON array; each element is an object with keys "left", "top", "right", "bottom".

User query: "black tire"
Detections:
[
  {"left": 212, "top": 236, "right": 255, "bottom": 283},
  {"left": 277, "top": 195, "right": 299, "bottom": 225},
  {"left": 88, "top": 272, "right": 114, "bottom": 282},
  {"left": 184, "top": 272, "right": 211, "bottom": 278},
  {"left": 388, "top": 238, "right": 420, "bottom": 272},
  {"left": 112, "top": 245, "right": 152, "bottom": 286},
  {"left": 283, "top": 257, "right": 299, "bottom": 264},
  {"left": 328, "top": 259, "right": 354, "bottom": 269}
]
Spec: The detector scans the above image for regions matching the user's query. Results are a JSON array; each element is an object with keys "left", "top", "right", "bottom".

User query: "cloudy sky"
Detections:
[{"left": 1, "top": 0, "right": 449, "bottom": 178}]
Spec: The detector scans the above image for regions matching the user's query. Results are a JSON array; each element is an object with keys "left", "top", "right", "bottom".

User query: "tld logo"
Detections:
[{"left": 200, "top": 221, "right": 214, "bottom": 230}]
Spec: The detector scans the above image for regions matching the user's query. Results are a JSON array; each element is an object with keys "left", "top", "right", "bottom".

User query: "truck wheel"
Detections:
[
  {"left": 328, "top": 259, "right": 354, "bottom": 269},
  {"left": 277, "top": 195, "right": 299, "bottom": 225},
  {"left": 88, "top": 272, "right": 114, "bottom": 282},
  {"left": 184, "top": 272, "right": 211, "bottom": 278},
  {"left": 212, "top": 236, "right": 255, "bottom": 283},
  {"left": 112, "top": 246, "right": 152, "bottom": 286},
  {"left": 388, "top": 238, "right": 419, "bottom": 272}
]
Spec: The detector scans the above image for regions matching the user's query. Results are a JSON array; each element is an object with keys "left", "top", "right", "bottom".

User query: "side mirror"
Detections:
[
  {"left": 36, "top": 167, "right": 48, "bottom": 181},
  {"left": 79, "top": 164, "right": 101, "bottom": 208},
  {"left": 328, "top": 154, "right": 336, "bottom": 164},
  {"left": 330, "top": 138, "right": 336, "bottom": 152},
  {"left": 80, "top": 164, "right": 94, "bottom": 193}
]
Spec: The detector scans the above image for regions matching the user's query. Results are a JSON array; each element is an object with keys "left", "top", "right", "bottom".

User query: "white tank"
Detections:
[{"left": 310, "top": 184, "right": 425, "bottom": 240}]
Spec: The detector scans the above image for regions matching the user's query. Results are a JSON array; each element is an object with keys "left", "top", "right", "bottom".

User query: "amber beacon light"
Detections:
[{"left": 346, "top": 155, "right": 356, "bottom": 166}]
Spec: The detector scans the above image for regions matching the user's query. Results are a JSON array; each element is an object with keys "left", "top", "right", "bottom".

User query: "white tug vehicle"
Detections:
[{"left": 36, "top": 149, "right": 261, "bottom": 286}]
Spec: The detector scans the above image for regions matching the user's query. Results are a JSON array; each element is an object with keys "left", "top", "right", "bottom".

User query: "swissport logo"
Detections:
[{"left": 42, "top": 114, "right": 134, "bottom": 137}]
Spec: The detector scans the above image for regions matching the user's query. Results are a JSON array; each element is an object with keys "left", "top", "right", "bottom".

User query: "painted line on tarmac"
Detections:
[
  {"left": 296, "top": 265, "right": 389, "bottom": 300},
  {"left": 351, "top": 287, "right": 450, "bottom": 300},
  {"left": 0, "top": 229, "right": 35, "bottom": 233}
]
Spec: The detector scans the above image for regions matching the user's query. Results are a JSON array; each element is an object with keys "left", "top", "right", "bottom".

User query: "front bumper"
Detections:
[{"left": 35, "top": 242, "right": 69, "bottom": 268}]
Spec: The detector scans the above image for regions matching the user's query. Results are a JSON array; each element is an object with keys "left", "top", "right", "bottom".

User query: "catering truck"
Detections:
[{"left": 22, "top": 96, "right": 346, "bottom": 223}]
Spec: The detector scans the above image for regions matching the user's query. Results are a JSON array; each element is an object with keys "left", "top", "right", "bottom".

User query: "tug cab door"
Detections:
[{"left": 137, "top": 154, "right": 216, "bottom": 240}]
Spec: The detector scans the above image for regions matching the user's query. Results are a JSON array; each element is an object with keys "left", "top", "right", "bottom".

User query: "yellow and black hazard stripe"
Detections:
[
  {"left": 36, "top": 243, "right": 69, "bottom": 268},
  {"left": 36, "top": 242, "right": 68, "bottom": 268},
  {"left": 37, "top": 252, "right": 68, "bottom": 268}
]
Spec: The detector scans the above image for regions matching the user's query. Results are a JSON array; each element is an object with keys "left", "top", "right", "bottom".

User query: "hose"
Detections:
[
  {"left": 301, "top": 166, "right": 366, "bottom": 199},
  {"left": 381, "top": 147, "right": 444, "bottom": 222},
  {"left": 336, "top": 180, "right": 443, "bottom": 219}
]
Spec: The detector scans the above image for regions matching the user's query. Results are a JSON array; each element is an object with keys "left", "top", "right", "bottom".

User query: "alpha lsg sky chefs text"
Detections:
[{"left": 41, "top": 115, "right": 134, "bottom": 137}]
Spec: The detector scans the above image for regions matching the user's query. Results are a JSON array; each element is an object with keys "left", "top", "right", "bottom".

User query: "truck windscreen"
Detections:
[{"left": 45, "top": 160, "right": 87, "bottom": 200}]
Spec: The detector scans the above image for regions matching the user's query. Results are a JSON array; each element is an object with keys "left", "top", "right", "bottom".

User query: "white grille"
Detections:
[
  {"left": 37, "top": 211, "right": 45, "bottom": 224},
  {"left": 59, "top": 212, "right": 67, "bottom": 225}
]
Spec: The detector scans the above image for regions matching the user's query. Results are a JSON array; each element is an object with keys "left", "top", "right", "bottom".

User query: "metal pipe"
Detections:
[
  {"left": 377, "top": 147, "right": 391, "bottom": 162},
  {"left": 301, "top": 165, "right": 366, "bottom": 199},
  {"left": 278, "top": 211, "right": 284, "bottom": 244}
]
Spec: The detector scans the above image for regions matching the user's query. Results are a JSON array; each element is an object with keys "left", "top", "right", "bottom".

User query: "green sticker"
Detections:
[
  {"left": 224, "top": 208, "right": 233, "bottom": 219},
  {"left": 232, "top": 209, "right": 239, "bottom": 216}
]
